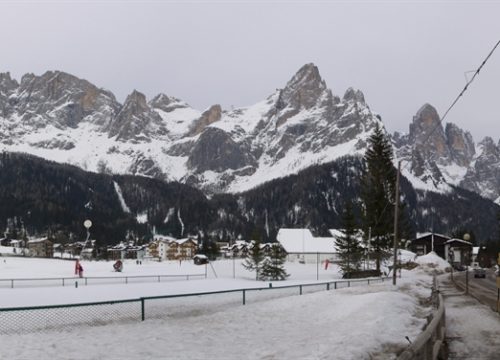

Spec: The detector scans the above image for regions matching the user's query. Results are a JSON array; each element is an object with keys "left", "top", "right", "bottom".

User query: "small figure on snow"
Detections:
[
  {"left": 78, "top": 263, "right": 84, "bottom": 278},
  {"left": 113, "top": 260, "right": 123, "bottom": 272}
]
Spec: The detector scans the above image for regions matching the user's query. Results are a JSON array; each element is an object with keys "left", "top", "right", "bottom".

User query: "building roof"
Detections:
[
  {"left": 445, "top": 239, "right": 473, "bottom": 246},
  {"left": 277, "top": 229, "right": 336, "bottom": 254},
  {"left": 27, "top": 238, "right": 50, "bottom": 244},
  {"left": 153, "top": 235, "right": 177, "bottom": 242},
  {"left": 415, "top": 232, "right": 450, "bottom": 240},
  {"left": 177, "top": 238, "right": 197, "bottom": 245}
]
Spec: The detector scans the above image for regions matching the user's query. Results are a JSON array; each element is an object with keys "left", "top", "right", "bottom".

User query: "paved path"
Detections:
[{"left": 438, "top": 275, "right": 500, "bottom": 360}]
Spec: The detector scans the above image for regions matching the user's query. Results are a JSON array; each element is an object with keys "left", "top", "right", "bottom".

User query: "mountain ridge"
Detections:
[{"left": 0, "top": 65, "right": 498, "bottom": 203}]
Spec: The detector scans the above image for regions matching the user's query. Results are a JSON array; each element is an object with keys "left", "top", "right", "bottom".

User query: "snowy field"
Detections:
[{"left": 0, "top": 253, "right": 439, "bottom": 360}]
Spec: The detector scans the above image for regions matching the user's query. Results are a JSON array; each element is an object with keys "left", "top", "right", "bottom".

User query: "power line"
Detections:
[
  {"left": 416, "top": 40, "right": 500, "bottom": 149},
  {"left": 369, "top": 40, "right": 500, "bottom": 236}
]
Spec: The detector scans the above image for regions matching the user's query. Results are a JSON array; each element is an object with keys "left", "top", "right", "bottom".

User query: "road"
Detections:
[
  {"left": 438, "top": 274, "right": 500, "bottom": 360},
  {"left": 451, "top": 268, "right": 499, "bottom": 311}
]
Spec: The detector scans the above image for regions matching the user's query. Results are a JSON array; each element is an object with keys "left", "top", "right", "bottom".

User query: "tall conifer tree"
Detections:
[
  {"left": 242, "top": 238, "right": 265, "bottom": 280},
  {"left": 362, "top": 123, "right": 396, "bottom": 272},
  {"left": 335, "top": 200, "right": 362, "bottom": 277},
  {"left": 261, "top": 243, "right": 289, "bottom": 281}
]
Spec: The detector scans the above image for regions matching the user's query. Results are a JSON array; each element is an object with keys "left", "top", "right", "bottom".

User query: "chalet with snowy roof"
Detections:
[
  {"left": 107, "top": 242, "right": 127, "bottom": 260},
  {"left": 409, "top": 233, "right": 450, "bottom": 259},
  {"left": 154, "top": 236, "right": 177, "bottom": 260},
  {"left": 228, "top": 240, "right": 251, "bottom": 258},
  {"left": 27, "top": 237, "right": 54, "bottom": 258},
  {"left": 277, "top": 228, "right": 337, "bottom": 264},
  {"left": 167, "top": 238, "right": 197, "bottom": 260},
  {"left": 63, "top": 242, "right": 84, "bottom": 258},
  {"left": 444, "top": 239, "right": 473, "bottom": 266},
  {"left": 146, "top": 236, "right": 199, "bottom": 261},
  {"left": 10, "top": 239, "right": 26, "bottom": 248},
  {"left": 107, "top": 242, "right": 147, "bottom": 260}
]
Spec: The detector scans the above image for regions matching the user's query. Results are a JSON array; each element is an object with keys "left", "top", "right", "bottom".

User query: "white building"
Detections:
[{"left": 277, "top": 228, "right": 338, "bottom": 264}]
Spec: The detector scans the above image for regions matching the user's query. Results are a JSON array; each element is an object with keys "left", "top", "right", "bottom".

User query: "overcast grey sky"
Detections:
[{"left": 1, "top": 0, "right": 499, "bottom": 142}]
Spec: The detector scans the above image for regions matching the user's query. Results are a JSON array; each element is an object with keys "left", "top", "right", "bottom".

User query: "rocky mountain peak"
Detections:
[
  {"left": 19, "top": 73, "right": 36, "bottom": 87},
  {"left": 445, "top": 123, "right": 475, "bottom": 166},
  {"left": 460, "top": 136, "right": 500, "bottom": 202},
  {"left": 278, "top": 63, "right": 328, "bottom": 110},
  {"left": 343, "top": 87, "right": 365, "bottom": 104},
  {"left": 0, "top": 72, "right": 19, "bottom": 95},
  {"left": 6, "top": 71, "right": 120, "bottom": 130},
  {"left": 149, "top": 93, "right": 187, "bottom": 113},
  {"left": 408, "top": 103, "right": 450, "bottom": 161},
  {"left": 108, "top": 89, "right": 164, "bottom": 141},
  {"left": 125, "top": 90, "right": 148, "bottom": 110},
  {"left": 410, "top": 104, "right": 442, "bottom": 136},
  {"left": 187, "top": 104, "right": 222, "bottom": 136},
  {"left": 478, "top": 137, "right": 499, "bottom": 156},
  {"left": 37, "top": 71, "right": 91, "bottom": 101}
]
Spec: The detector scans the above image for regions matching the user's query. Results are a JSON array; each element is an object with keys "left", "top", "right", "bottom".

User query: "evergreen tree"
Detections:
[
  {"left": 242, "top": 238, "right": 265, "bottom": 280},
  {"left": 361, "top": 123, "right": 396, "bottom": 272},
  {"left": 261, "top": 243, "right": 289, "bottom": 281},
  {"left": 201, "top": 238, "right": 219, "bottom": 260},
  {"left": 335, "top": 201, "right": 363, "bottom": 277}
]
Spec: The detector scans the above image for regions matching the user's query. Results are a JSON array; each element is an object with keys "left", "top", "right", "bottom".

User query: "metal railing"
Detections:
[
  {"left": 0, "top": 273, "right": 206, "bottom": 289},
  {"left": 0, "top": 277, "right": 387, "bottom": 334},
  {"left": 397, "top": 276, "right": 446, "bottom": 360}
]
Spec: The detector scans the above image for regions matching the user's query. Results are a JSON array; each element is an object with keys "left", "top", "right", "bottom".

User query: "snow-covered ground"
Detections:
[{"left": 0, "top": 254, "right": 444, "bottom": 359}]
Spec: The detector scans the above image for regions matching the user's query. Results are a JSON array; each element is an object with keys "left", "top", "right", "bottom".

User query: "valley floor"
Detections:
[{"left": 0, "top": 257, "right": 436, "bottom": 360}]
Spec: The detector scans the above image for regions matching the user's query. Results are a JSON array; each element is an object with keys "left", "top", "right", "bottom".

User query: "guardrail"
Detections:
[
  {"left": 0, "top": 277, "right": 387, "bottom": 334},
  {"left": 0, "top": 273, "right": 207, "bottom": 289},
  {"left": 397, "top": 277, "right": 446, "bottom": 360}
]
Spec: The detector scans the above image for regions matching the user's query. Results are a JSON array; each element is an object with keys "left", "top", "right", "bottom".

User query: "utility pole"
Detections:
[
  {"left": 367, "top": 227, "right": 371, "bottom": 270},
  {"left": 393, "top": 161, "right": 402, "bottom": 286}
]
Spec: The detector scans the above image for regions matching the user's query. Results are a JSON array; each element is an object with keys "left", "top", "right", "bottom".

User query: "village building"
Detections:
[
  {"left": 167, "top": 238, "right": 198, "bottom": 260},
  {"left": 409, "top": 233, "right": 450, "bottom": 259},
  {"left": 444, "top": 238, "right": 473, "bottom": 266},
  {"left": 277, "top": 228, "right": 337, "bottom": 264},
  {"left": 107, "top": 242, "right": 147, "bottom": 260},
  {"left": 228, "top": 240, "right": 251, "bottom": 258},
  {"left": 27, "top": 238, "right": 54, "bottom": 258},
  {"left": 145, "top": 236, "right": 199, "bottom": 261}
]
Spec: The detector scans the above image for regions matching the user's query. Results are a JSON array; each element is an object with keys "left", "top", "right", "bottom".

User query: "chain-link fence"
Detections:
[
  {"left": 0, "top": 274, "right": 206, "bottom": 289},
  {"left": 0, "top": 277, "right": 387, "bottom": 335}
]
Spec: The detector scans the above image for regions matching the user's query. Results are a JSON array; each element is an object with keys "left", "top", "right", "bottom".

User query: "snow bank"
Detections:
[
  {"left": 415, "top": 252, "right": 451, "bottom": 273},
  {"left": 399, "top": 249, "right": 417, "bottom": 263}
]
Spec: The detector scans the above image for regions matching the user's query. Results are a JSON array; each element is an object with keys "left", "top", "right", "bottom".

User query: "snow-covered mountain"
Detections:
[
  {"left": 0, "top": 65, "right": 380, "bottom": 194},
  {"left": 393, "top": 103, "right": 500, "bottom": 204},
  {"left": 0, "top": 65, "right": 498, "bottom": 203}
]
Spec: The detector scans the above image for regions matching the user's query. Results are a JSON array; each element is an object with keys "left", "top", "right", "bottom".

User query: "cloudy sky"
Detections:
[{"left": 1, "top": 0, "right": 499, "bottom": 142}]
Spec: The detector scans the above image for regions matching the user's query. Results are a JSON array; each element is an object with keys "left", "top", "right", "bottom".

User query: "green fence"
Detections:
[
  {"left": 0, "top": 273, "right": 206, "bottom": 289},
  {"left": 0, "top": 277, "right": 387, "bottom": 334}
]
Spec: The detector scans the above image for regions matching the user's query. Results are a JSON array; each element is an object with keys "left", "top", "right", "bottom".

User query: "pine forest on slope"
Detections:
[{"left": 1, "top": 152, "right": 498, "bottom": 247}]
